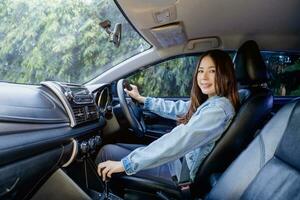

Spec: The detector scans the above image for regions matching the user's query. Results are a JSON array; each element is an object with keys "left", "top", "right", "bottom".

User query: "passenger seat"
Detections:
[{"left": 206, "top": 99, "right": 300, "bottom": 200}]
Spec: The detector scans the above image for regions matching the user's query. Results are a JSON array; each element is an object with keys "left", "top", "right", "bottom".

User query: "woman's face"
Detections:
[{"left": 197, "top": 55, "right": 217, "bottom": 97}]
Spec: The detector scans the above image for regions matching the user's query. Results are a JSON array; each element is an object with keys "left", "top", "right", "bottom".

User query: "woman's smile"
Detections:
[
  {"left": 200, "top": 82, "right": 213, "bottom": 88},
  {"left": 197, "top": 55, "right": 217, "bottom": 97}
]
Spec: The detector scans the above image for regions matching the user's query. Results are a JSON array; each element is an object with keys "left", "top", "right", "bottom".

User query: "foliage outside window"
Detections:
[
  {"left": 127, "top": 53, "right": 236, "bottom": 98},
  {"left": 127, "top": 56, "right": 199, "bottom": 97},
  {"left": 263, "top": 52, "right": 300, "bottom": 96},
  {"left": 0, "top": 0, "right": 150, "bottom": 84},
  {"left": 128, "top": 52, "right": 300, "bottom": 98}
]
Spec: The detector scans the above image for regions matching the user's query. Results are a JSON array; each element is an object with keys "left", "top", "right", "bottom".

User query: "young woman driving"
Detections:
[{"left": 96, "top": 49, "right": 239, "bottom": 183}]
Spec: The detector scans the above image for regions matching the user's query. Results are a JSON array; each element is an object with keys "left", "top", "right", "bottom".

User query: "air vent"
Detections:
[
  {"left": 73, "top": 107, "right": 86, "bottom": 124},
  {"left": 86, "top": 105, "right": 99, "bottom": 121}
]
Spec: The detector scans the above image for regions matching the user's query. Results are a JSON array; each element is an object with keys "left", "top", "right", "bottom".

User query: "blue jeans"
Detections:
[{"left": 95, "top": 143, "right": 173, "bottom": 181}]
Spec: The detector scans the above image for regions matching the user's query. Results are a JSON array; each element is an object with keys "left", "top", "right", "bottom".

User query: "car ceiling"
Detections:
[{"left": 116, "top": 0, "right": 300, "bottom": 52}]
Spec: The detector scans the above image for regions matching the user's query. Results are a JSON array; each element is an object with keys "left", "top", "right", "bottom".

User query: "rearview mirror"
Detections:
[{"left": 99, "top": 20, "right": 122, "bottom": 47}]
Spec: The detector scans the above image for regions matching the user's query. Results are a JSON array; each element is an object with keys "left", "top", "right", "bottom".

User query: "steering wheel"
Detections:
[{"left": 117, "top": 79, "right": 146, "bottom": 137}]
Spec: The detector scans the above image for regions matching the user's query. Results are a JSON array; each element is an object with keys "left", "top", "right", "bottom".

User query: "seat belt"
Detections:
[{"left": 177, "top": 157, "right": 192, "bottom": 199}]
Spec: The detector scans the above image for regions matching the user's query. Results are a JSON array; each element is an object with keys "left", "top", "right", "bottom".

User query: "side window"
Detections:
[
  {"left": 127, "top": 56, "right": 199, "bottom": 97},
  {"left": 262, "top": 52, "right": 300, "bottom": 96}
]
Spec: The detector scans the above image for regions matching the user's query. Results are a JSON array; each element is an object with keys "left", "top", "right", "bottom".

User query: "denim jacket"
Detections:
[{"left": 121, "top": 95, "right": 236, "bottom": 181}]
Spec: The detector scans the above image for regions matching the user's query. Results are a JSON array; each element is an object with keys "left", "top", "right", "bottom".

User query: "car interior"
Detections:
[{"left": 0, "top": 0, "right": 300, "bottom": 200}]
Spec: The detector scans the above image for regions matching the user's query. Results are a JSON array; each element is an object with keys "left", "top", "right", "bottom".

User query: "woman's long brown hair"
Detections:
[{"left": 178, "top": 50, "right": 239, "bottom": 124}]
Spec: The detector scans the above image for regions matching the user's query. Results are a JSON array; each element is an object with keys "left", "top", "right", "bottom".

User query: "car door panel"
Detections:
[
  {"left": 142, "top": 97, "right": 189, "bottom": 139},
  {"left": 143, "top": 110, "right": 176, "bottom": 138},
  {"left": 112, "top": 97, "right": 185, "bottom": 140}
]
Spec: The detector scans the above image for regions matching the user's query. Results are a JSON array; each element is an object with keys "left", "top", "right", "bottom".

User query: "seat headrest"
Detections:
[
  {"left": 275, "top": 101, "right": 300, "bottom": 171},
  {"left": 234, "top": 40, "right": 268, "bottom": 85}
]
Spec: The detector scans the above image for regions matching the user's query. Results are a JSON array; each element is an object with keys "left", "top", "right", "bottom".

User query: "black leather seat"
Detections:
[
  {"left": 192, "top": 40, "right": 273, "bottom": 197},
  {"left": 115, "top": 40, "right": 273, "bottom": 199},
  {"left": 206, "top": 99, "right": 300, "bottom": 200}
]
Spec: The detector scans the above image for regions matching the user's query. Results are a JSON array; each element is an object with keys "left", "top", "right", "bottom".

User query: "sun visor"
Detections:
[{"left": 150, "top": 23, "right": 187, "bottom": 48}]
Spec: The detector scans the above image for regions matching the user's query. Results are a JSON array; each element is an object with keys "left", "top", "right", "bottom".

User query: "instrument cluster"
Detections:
[{"left": 95, "top": 86, "right": 113, "bottom": 119}]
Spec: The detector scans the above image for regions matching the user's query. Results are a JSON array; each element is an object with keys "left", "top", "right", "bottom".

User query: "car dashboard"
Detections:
[{"left": 0, "top": 81, "right": 110, "bottom": 199}]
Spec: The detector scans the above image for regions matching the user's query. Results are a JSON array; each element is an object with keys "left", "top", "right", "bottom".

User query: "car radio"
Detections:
[
  {"left": 41, "top": 81, "right": 99, "bottom": 127},
  {"left": 62, "top": 83, "right": 93, "bottom": 104}
]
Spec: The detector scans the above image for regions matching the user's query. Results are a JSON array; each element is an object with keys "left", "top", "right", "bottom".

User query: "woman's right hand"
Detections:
[{"left": 124, "top": 84, "right": 146, "bottom": 103}]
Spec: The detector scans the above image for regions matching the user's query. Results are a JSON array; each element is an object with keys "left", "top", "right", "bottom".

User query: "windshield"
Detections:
[{"left": 0, "top": 0, "right": 150, "bottom": 84}]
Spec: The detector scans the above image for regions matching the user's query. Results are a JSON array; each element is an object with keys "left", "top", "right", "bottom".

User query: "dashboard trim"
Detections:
[
  {"left": 41, "top": 81, "right": 76, "bottom": 127},
  {"left": 97, "top": 87, "right": 110, "bottom": 113},
  {"left": 62, "top": 139, "right": 78, "bottom": 167}
]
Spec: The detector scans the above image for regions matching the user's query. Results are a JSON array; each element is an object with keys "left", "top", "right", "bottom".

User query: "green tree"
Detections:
[
  {"left": 263, "top": 53, "right": 300, "bottom": 96},
  {"left": 128, "top": 56, "right": 198, "bottom": 97},
  {"left": 0, "top": 0, "right": 149, "bottom": 84}
]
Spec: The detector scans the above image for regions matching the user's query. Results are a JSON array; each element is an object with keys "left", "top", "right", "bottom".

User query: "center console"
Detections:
[
  {"left": 40, "top": 82, "right": 122, "bottom": 199},
  {"left": 41, "top": 81, "right": 99, "bottom": 127}
]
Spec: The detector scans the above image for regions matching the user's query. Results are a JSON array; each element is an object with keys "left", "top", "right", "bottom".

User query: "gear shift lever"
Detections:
[
  {"left": 104, "top": 180, "right": 109, "bottom": 199},
  {"left": 99, "top": 178, "right": 122, "bottom": 200},
  {"left": 85, "top": 158, "right": 122, "bottom": 200},
  {"left": 99, "top": 179, "right": 110, "bottom": 200}
]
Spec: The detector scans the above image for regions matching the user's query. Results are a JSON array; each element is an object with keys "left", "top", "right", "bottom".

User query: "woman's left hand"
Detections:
[{"left": 97, "top": 160, "right": 125, "bottom": 181}]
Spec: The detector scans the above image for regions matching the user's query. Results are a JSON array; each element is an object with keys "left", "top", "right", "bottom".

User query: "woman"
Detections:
[{"left": 96, "top": 49, "right": 239, "bottom": 183}]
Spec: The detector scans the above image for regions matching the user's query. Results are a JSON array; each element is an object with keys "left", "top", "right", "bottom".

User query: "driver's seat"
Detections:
[
  {"left": 114, "top": 41, "right": 273, "bottom": 199},
  {"left": 191, "top": 40, "right": 273, "bottom": 197}
]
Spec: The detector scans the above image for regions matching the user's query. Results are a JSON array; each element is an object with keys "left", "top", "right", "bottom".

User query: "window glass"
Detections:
[
  {"left": 0, "top": 0, "right": 150, "bottom": 84},
  {"left": 127, "top": 52, "right": 300, "bottom": 98},
  {"left": 262, "top": 52, "right": 300, "bottom": 96},
  {"left": 127, "top": 52, "right": 235, "bottom": 98},
  {"left": 127, "top": 56, "right": 199, "bottom": 97}
]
